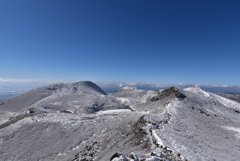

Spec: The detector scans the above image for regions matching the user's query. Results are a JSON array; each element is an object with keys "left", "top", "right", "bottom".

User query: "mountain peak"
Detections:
[
  {"left": 122, "top": 86, "right": 138, "bottom": 90},
  {"left": 149, "top": 86, "right": 186, "bottom": 102},
  {"left": 72, "top": 81, "right": 107, "bottom": 95},
  {"left": 184, "top": 85, "right": 211, "bottom": 97},
  {"left": 191, "top": 85, "right": 203, "bottom": 89}
]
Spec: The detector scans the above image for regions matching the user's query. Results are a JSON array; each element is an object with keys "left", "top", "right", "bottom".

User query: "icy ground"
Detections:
[{"left": 0, "top": 81, "right": 240, "bottom": 161}]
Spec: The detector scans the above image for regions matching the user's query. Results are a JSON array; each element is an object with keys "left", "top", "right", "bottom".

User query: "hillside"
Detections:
[
  {"left": 215, "top": 93, "right": 240, "bottom": 103},
  {"left": 0, "top": 83, "right": 240, "bottom": 161},
  {"left": 0, "top": 81, "right": 126, "bottom": 115}
]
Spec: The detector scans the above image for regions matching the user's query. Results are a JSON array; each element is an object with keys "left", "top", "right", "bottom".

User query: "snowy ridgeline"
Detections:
[{"left": 0, "top": 81, "right": 240, "bottom": 161}]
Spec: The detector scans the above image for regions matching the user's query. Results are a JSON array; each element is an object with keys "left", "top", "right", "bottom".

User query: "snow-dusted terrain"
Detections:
[
  {"left": 0, "top": 81, "right": 127, "bottom": 114},
  {"left": 215, "top": 93, "right": 240, "bottom": 103},
  {"left": 0, "top": 81, "right": 240, "bottom": 161}
]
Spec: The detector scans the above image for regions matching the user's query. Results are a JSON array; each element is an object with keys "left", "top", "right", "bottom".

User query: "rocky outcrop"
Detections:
[
  {"left": 149, "top": 87, "right": 186, "bottom": 102},
  {"left": 110, "top": 151, "right": 187, "bottom": 161}
]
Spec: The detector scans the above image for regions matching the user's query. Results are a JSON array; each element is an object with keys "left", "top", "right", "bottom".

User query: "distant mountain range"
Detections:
[
  {"left": 0, "top": 81, "right": 240, "bottom": 161},
  {"left": 95, "top": 81, "right": 240, "bottom": 93},
  {"left": 1, "top": 81, "right": 240, "bottom": 101}
]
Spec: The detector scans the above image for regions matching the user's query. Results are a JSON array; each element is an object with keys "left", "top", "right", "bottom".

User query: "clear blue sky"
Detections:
[{"left": 0, "top": 0, "right": 240, "bottom": 85}]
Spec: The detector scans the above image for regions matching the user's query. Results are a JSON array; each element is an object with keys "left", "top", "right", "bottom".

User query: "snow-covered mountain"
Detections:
[
  {"left": 0, "top": 81, "right": 127, "bottom": 114},
  {"left": 215, "top": 92, "right": 240, "bottom": 103},
  {"left": 0, "top": 82, "right": 240, "bottom": 161}
]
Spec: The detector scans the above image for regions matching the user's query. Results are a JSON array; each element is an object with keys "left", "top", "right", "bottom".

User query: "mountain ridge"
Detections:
[
  {"left": 0, "top": 81, "right": 123, "bottom": 114},
  {"left": 1, "top": 82, "right": 240, "bottom": 161}
]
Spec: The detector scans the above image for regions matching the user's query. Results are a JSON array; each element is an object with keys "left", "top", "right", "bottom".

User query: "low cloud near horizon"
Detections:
[
  {"left": 0, "top": 78, "right": 240, "bottom": 94},
  {"left": 0, "top": 78, "right": 64, "bottom": 83}
]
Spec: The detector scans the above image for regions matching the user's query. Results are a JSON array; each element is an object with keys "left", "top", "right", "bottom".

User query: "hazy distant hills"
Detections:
[
  {"left": 1, "top": 81, "right": 240, "bottom": 161},
  {"left": 0, "top": 94, "right": 18, "bottom": 100}
]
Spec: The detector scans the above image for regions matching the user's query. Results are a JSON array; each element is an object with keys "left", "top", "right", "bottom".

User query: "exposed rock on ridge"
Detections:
[{"left": 149, "top": 87, "right": 186, "bottom": 102}]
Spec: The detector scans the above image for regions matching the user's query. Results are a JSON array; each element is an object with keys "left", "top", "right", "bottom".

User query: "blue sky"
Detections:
[{"left": 0, "top": 0, "right": 240, "bottom": 85}]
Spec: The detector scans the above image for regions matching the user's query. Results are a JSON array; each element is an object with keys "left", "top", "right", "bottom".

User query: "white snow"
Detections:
[
  {"left": 212, "top": 93, "right": 240, "bottom": 110},
  {"left": 184, "top": 86, "right": 210, "bottom": 97},
  {"left": 140, "top": 90, "right": 158, "bottom": 103},
  {"left": 116, "top": 97, "right": 141, "bottom": 105},
  {"left": 152, "top": 130, "right": 163, "bottom": 145},
  {"left": 223, "top": 126, "right": 240, "bottom": 137},
  {"left": 96, "top": 109, "right": 132, "bottom": 115},
  {"left": 50, "top": 102, "right": 62, "bottom": 105}
]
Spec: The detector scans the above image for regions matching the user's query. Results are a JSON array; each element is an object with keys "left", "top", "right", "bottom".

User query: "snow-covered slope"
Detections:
[
  {"left": 141, "top": 86, "right": 240, "bottom": 160},
  {"left": 215, "top": 93, "right": 240, "bottom": 103},
  {"left": 1, "top": 84, "right": 240, "bottom": 161},
  {"left": 0, "top": 112, "right": 146, "bottom": 161},
  {"left": 185, "top": 86, "right": 240, "bottom": 112},
  {"left": 0, "top": 81, "right": 126, "bottom": 114},
  {"left": 212, "top": 93, "right": 240, "bottom": 111},
  {"left": 110, "top": 86, "right": 148, "bottom": 99},
  {"left": 110, "top": 86, "right": 158, "bottom": 107}
]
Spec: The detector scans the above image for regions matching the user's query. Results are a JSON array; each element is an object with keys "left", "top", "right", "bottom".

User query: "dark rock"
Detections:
[
  {"left": 110, "top": 152, "right": 121, "bottom": 160},
  {"left": 72, "top": 87, "right": 78, "bottom": 92},
  {"left": 234, "top": 110, "right": 240, "bottom": 113},
  {"left": 149, "top": 87, "right": 186, "bottom": 102}
]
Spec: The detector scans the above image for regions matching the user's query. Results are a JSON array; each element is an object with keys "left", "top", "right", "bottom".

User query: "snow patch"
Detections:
[
  {"left": 152, "top": 130, "right": 164, "bottom": 145},
  {"left": 96, "top": 109, "right": 132, "bottom": 115},
  {"left": 50, "top": 102, "right": 62, "bottom": 105},
  {"left": 223, "top": 126, "right": 240, "bottom": 137},
  {"left": 116, "top": 97, "right": 140, "bottom": 105},
  {"left": 165, "top": 100, "right": 179, "bottom": 115}
]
